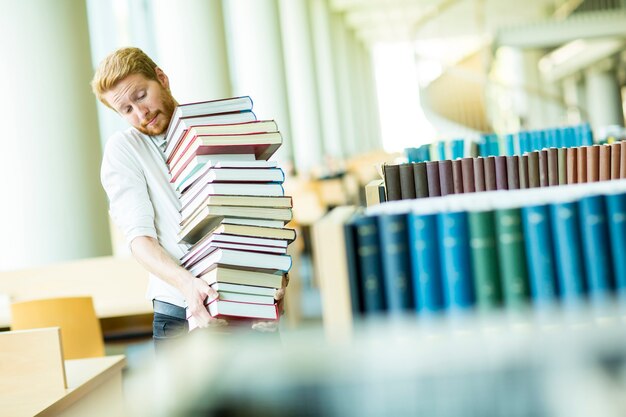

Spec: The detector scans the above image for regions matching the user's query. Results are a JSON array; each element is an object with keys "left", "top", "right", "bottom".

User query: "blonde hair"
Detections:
[{"left": 91, "top": 47, "right": 159, "bottom": 109}]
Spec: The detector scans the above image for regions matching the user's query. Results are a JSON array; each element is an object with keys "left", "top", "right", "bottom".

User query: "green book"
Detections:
[
  {"left": 468, "top": 211, "right": 502, "bottom": 311},
  {"left": 494, "top": 208, "right": 530, "bottom": 309}
]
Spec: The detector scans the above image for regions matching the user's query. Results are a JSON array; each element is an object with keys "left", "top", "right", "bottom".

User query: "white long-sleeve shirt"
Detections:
[{"left": 101, "top": 127, "right": 190, "bottom": 307}]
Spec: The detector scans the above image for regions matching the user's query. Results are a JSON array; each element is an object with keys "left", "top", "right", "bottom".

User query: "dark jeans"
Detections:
[{"left": 153, "top": 311, "right": 189, "bottom": 354}]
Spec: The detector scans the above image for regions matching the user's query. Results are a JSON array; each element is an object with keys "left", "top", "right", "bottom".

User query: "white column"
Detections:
[
  {"left": 222, "top": 0, "right": 293, "bottom": 166},
  {"left": 0, "top": 0, "right": 111, "bottom": 270},
  {"left": 542, "top": 79, "right": 565, "bottom": 127},
  {"left": 330, "top": 11, "right": 358, "bottom": 157},
  {"left": 585, "top": 59, "right": 624, "bottom": 134},
  {"left": 152, "top": 0, "right": 231, "bottom": 102},
  {"left": 563, "top": 75, "right": 585, "bottom": 124},
  {"left": 347, "top": 31, "right": 368, "bottom": 154},
  {"left": 278, "top": 0, "right": 324, "bottom": 175},
  {"left": 361, "top": 43, "right": 383, "bottom": 150},
  {"left": 521, "top": 49, "right": 545, "bottom": 129},
  {"left": 309, "top": 0, "right": 343, "bottom": 159}
]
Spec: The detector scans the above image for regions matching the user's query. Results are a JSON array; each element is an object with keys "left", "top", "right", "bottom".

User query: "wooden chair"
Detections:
[{"left": 10, "top": 296, "right": 105, "bottom": 359}]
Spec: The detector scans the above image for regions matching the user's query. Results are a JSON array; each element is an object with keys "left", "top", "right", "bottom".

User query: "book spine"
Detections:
[
  {"left": 538, "top": 150, "right": 549, "bottom": 187},
  {"left": 343, "top": 219, "right": 364, "bottom": 315},
  {"left": 467, "top": 210, "right": 502, "bottom": 311},
  {"left": 566, "top": 147, "right": 577, "bottom": 184},
  {"left": 519, "top": 155, "right": 529, "bottom": 189},
  {"left": 437, "top": 212, "right": 474, "bottom": 310},
  {"left": 354, "top": 216, "right": 386, "bottom": 312},
  {"left": 378, "top": 214, "right": 414, "bottom": 312},
  {"left": 439, "top": 160, "right": 454, "bottom": 196},
  {"left": 550, "top": 202, "right": 586, "bottom": 307},
  {"left": 557, "top": 148, "right": 567, "bottom": 185},
  {"left": 599, "top": 145, "right": 611, "bottom": 181},
  {"left": 399, "top": 163, "right": 417, "bottom": 200},
  {"left": 494, "top": 208, "right": 529, "bottom": 309},
  {"left": 495, "top": 156, "right": 508, "bottom": 190},
  {"left": 527, "top": 151, "right": 540, "bottom": 188},
  {"left": 407, "top": 213, "right": 444, "bottom": 313},
  {"left": 506, "top": 155, "right": 520, "bottom": 190},
  {"left": 452, "top": 159, "right": 464, "bottom": 194},
  {"left": 521, "top": 205, "right": 558, "bottom": 306},
  {"left": 578, "top": 195, "right": 614, "bottom": 306},
  {"left": 587, "top": 144, "right": 600, "bottom": 182},
  {"left": 606, "top": 193, "right": 626, "bottom": 300},
  {"left": 473, "top": 157, "right": 486, "bottom": 192},
  {"left": 426, "top": 162, "right": 441, "bottom": 197},
  {"left": 621, "top": 141, "right": 626, "bottom": 179},
  {"left": 547, "top": 148, "right": 559, "bottom": 186},
  {"left": 413, "top": 162, "right": 429, "bottom": 198},
  {"left": 484, "top": 156, "right": 497, "bottom": 191},
  {"left": 461, "top": 157, "right": 475, "bottom": 193},
  {"left": 383, "top": 164, "right": 402, "bottom": 201},
  {"left": 610, "top": 142, "right": 621, "bottom": 180},
  {"left": 577, "top": 146, "right": 588, "bottom": 183}
]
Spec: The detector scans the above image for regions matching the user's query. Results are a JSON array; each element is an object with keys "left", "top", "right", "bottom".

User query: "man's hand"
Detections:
[
  {"left": 251, "top": 273, "right": 289, "bottom": 332},
  {"left": 184, "top": 277, "right": 228, "bottom": 329}
]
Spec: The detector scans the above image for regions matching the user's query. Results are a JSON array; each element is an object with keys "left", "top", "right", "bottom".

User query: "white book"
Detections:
[
  {"left": 218, "top": 291, "right": 275, "bottom": 305},
  {"left": 188, "top": 248, "right": 292, "bottom": 276},
  {"left": 176, "top": 159, "right": 278, "bottom": 191},
  {"left": 211, "top": 282, "right": 278, "bottom": 296},
  {"left": 180, "top": 182, "right": 284, "bottom": 207}
]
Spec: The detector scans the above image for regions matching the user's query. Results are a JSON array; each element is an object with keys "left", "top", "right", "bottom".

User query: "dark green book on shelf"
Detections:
[
  {"left": 354, "top": 216, "right": 386, "bottom": 313},
  {"left": 378, "top": 214, "right": 414, "bottom": 312},
  {"left": 468, "top": 210, "right": 502, "bottom": 311},
  {"left": 494, "top": 208, "right": 529, "bottom": 309}
]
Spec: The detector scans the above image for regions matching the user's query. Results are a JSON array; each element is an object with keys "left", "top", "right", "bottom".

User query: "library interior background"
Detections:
[{"left": 2, "top": 0, "right": 626, "bottom": 416}]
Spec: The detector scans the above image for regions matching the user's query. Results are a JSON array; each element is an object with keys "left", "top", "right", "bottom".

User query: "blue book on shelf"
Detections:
[
  {"left": 451, "top": 139, "right": 464, "bottom": 160},
  {"left": 407, "top": 212, "right": 444, "bottom": 313},
  {"left": 419, "top": 145, "right": 431, "bottom": 162},
  {"left": 344, "top": 216, "right": 364, "bottom": 315},
  {"left": 518, "top": 131, "right": 530, "bottom": 154},
  {"left": 437, "top": 141, "right": 447, "bottom": 161},
  {"left": 530, "top": 131, "right": 541, "bottom": 151},
  {"left": 550, "top": 201, "right": 586, "bottom": 307},
  {"left": 577, "top": 123, "right": 593, "bottom": 146},
  {"left": 437, "top": 211, "right": 474, "bottom": 310},
  {"left": 378, "top": 214, "right": 414, "bottom": 312},
  {"left": 478, "top": 135, "right": 490, "bottom": 157},
  {"left": 544, "top": 129, "right": 557, "bottom": 148},
  {"left": 559, "top": 127, "right": 571, "bottom": 147},
  {"left": 606, "top": 193, "right": 626, "bottom": 300},
  {"left": 504, "top": 134, "right": 515, "bottom": 156},
  {"left": 406, "top": 147, "right": 418, "bottom": 163},
  {"left": 354, "top": 216, "right": 386, "bottom": 313},
  {"left": 579, "top": 195, "right": 614, "bottom": 306},
  {"left": 555, "top": 128, "right": 565, "bottom": 148},
  {"left": 488, "top": 134, "right": 500, "bottom": 156},
  {"left": 521, "top": 205, "right": 558, "bottom": 306}
]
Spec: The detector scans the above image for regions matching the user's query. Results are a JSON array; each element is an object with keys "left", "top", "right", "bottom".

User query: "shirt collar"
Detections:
[{"left": 150, "top": 133, "right": 167, "bottom": 151}]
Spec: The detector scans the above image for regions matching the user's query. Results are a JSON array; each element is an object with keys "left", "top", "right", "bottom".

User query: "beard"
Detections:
[{"left": 136, "top": 87, "right": 177, "bottom": 136}]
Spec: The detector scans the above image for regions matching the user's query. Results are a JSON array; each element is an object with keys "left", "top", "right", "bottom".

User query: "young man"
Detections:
[{"left": 92, "top": 47, "right": 285, "bottom": 348}]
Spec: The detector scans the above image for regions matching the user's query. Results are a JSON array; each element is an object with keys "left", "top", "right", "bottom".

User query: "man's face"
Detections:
[{"left": 103, "top": 69, "right": 177, "bottom": 136}]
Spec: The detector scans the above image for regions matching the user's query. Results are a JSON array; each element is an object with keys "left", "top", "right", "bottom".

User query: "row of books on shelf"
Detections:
[
  {"left": 316, "top": 180, "right": 626, "bottom": 320},
  {"left": 405, "top": 123, "right": 594, "bottom": 162},
  {"left": 162, "top": 96, "right": 296, "bottom": 323},
  {"left": 385, "top": 141, "right": 626, "bottom": 201}
]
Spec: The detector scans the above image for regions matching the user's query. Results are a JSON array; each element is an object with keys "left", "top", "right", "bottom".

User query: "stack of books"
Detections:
[{"left": 164, "top": 96, "right": 296, "bottom": 324}]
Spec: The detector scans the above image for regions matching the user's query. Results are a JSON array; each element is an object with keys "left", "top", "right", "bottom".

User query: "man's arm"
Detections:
[{"left": 130, "top": 236, "right": 226, "bottom": 328}]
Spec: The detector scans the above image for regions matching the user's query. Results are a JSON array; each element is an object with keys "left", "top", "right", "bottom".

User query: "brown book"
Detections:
[
  {"left": 426, "top": 161, "right": 441, "bottom": 197},
  {"left": 506, "top": 156, "right": 520, "bottom": 190},
  {"left": 621, "top": 142, "right": 626, "bottom": 179},
  {"left": 587, "top": 145, "right": 600, "bottom": 182},
  {"left": 538, "top": 150, "right": 549, "bottom": 187},
  {"left": 599, "top": 145, "right": 611, "bottom": 181},
  {"left": 566, "top": 147, "right": 577, "bottom": 184},
  {"left": 610, "top": 143, "right": 621, "bottom": 180},
  {"left": 439, "top": 160, "right": 454, "bottom": 196},
  {"left": 577, "top": 146, "right": 588, "bottom": 183},
  {"left": 484, "top": 156, "right": 497, "bottom": 191},
  {"left": 413, "top": 162, "right": 429, "bottom": 198},
  {"left": 557, "top": 148, "right": 567, "bottom": 185},
  {"left": 527, "top": 151, "right": 540, "bottom": 188},
  {"left": 519, "top": 155, "right": 529, "bottom": 189},
  {"left": 398, "top": 163, "right": 416, "bottom": 199},
  {"left": 495, "top": 156, "right": 508, "bottom": 190},
  {"left": 452, "top": 159, "right": 464, "bottom": 194},
  {"left": 547, "top": 148, "right": 559, "bottom": 186},
  {"left": 461, "top": 157, "right": 475, "bottom": 193},
  {"left": 474, "top": 157, "right": 486, "bottom": 192},
  {"left": 383, "top": 164, "right": 402, "bottom": 201}
]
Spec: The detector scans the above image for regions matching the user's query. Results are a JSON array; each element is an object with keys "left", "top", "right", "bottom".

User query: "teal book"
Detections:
[
  {"left": 467, "top": 210, "right": 502, "bottom": 311},
  {"left": 378, "top": 214, "right": 414, "bottom": 312},
  {"left": 407, "top": 213, "right": 443, "bottom": 313},
  {"left": 606, "top": 193, "right": 626, "bottom": 301},
  {"left": 354, "top": 216, "right": 386, "bottom": 312},
  {"left": 521, "top": 205, "right": 558, "bottom": 306},
  {"left": 437, "top": 212, "right": 474, "bottom": 310},
  {"left": 494, "top": 208, "right": 529, "bottom": 310},
  {"left": 343, "top": 215, "right": 364, "bottom": 315},
  {"left": 550, "top": 202, "right": 586, "bottom": 307},
  {"left": 578, "top": 195, "right": 614, "bottom": 306}
]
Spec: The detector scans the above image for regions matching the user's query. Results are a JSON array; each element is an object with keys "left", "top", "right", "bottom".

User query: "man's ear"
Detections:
[{"left": 155, "top": 67, "right": 170, "bottom": 90}]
